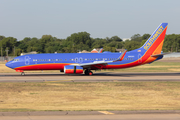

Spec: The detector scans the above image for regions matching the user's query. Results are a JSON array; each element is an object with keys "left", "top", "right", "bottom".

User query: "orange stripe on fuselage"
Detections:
[
  {"left": 153, "top": 40, "right": 165, "bottom": 55},
  {"left": 143, "top": 39, "right": 164, "bottom": 64}
]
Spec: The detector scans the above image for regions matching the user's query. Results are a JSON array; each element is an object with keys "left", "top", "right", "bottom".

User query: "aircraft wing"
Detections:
[{"left": 77, "top": 50, "right": 127, "bottom": 67}]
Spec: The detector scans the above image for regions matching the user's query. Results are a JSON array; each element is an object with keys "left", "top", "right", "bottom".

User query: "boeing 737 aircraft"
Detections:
[{"left": 6, "top": 23, "right": 168, "bottom": 75}]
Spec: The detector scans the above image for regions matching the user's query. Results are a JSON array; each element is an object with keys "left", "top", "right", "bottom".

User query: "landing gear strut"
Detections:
[
  {"left": 21, "top": 72, "right": 25, "bottom": 76},
  {"left": 84, "top": 69, "right": 93, "bottom": 75}
]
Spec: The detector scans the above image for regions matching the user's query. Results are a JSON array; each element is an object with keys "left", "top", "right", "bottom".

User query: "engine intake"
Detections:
[{"left": 64, "top": 65, "right": 83, "bottom": 74}]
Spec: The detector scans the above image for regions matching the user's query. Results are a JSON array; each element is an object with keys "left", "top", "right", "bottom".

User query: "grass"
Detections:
[{"left": 0, "top": 81, "right": 180, "bottom": 111}]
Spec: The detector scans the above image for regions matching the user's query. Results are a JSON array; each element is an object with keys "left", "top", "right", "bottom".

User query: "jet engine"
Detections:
[{"left": 64, "top": 65, "right": 83, "bottom": 74}]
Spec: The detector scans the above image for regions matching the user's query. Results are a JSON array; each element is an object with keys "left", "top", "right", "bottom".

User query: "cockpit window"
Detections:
[{"left": 13, "top": 59, "right": 19, "bottom": 61}]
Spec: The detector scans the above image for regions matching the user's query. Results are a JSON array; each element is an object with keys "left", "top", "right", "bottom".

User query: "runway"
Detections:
[
  {"left": 1, "top": 114, "right": 180, "bottom": 120},
  {"left": 1, "top": 110, "right": 180, "bottom": 120},
  {"left": 0, "top": 72, "right": 180, "bottom": 82}
]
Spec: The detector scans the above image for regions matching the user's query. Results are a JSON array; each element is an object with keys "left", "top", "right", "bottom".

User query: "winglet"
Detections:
[
  {"left": 114, "top": 50, "right": 127, "bottom": 61},
  {"left": 98, "top": 48, "right": 103, "bottom": 53}
]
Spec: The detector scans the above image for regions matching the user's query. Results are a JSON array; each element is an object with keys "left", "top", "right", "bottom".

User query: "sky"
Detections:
[{"left": 0, "top": 0, "right": 180, "bottom": 41}]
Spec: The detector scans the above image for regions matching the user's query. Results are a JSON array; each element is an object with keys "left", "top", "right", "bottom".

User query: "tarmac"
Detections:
[
  {"left": 1, "top": 112, "right": 180, "bottom": 120},
  {"left": 0, "top": 72, "right": 180, "bottom": 82},
  {"left": 1, "top": 110, "right": 180, "bottom": 120}
]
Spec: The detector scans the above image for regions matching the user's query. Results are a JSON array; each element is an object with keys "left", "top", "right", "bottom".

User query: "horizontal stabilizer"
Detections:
[{"left": 151, "top": 53, "right": 167, "bottom": 57}]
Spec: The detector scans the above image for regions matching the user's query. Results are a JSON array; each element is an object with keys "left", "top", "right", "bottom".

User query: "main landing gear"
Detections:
[{"left": 84, "top": 69, "right": 93, "bottom": 75}]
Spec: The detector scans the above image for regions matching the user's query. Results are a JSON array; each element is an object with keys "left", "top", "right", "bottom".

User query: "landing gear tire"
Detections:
[
  {"left": 89, "top": 71, "right": 93, "bottom": 75},
  {"left": 85, "top": 69, "right": 89, "bottom": 75},
  {"left": 21, "top": 72, "right": 25, "bottom": 76},
  {"left": 84, "top": 69, "right": 93, "bottom": 75}
]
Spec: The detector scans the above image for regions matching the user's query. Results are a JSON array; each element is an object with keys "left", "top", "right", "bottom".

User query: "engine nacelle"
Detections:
[{"left": 64, "top": 65, "right": 83, "bottom": 74}]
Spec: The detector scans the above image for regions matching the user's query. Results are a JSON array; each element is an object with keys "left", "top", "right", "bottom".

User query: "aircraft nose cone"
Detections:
[{"left": 5, "top": 62, "right": 13, "bottom": 69}]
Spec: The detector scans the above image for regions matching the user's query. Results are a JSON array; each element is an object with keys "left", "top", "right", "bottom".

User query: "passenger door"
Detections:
[{"left": 25, "top": 56, "right": 30, "bottom": 65}]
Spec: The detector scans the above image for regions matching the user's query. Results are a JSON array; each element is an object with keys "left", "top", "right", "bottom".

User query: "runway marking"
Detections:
[
  {"left": 98, "top": 111, "right": 114, "bottom": 115},
  {"left": 45, "top": 79, "right": 74, "bottom": 82}
]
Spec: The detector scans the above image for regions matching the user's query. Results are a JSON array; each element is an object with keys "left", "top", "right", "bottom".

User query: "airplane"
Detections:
[{"left": 6, "top": 23, "right": 168, "bottom": 76}]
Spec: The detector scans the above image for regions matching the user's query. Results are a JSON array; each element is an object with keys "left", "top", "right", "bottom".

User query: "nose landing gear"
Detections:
[
  {"left": 21, "top": 72, "right": 25, "bottom": 76},
  {"left": 15, "top": 70, "right": 25, "bottom": 76}
]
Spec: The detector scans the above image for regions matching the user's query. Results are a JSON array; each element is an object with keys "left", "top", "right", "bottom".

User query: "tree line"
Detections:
[{"left": 0, "top": 32, "right": 180, "bottom": 56}]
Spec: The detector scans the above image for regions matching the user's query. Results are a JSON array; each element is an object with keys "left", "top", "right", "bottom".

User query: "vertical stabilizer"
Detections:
[
  {"left": 141, "top": 23, "right": 168, "bottom": 55},
  {"left": 139, "top": 23, "right": 168, "bottom": 63}
]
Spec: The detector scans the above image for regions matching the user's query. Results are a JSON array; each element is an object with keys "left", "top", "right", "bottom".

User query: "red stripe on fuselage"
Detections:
[{"left": 15, "top": 63, "right": 71, "bottom": 70}]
